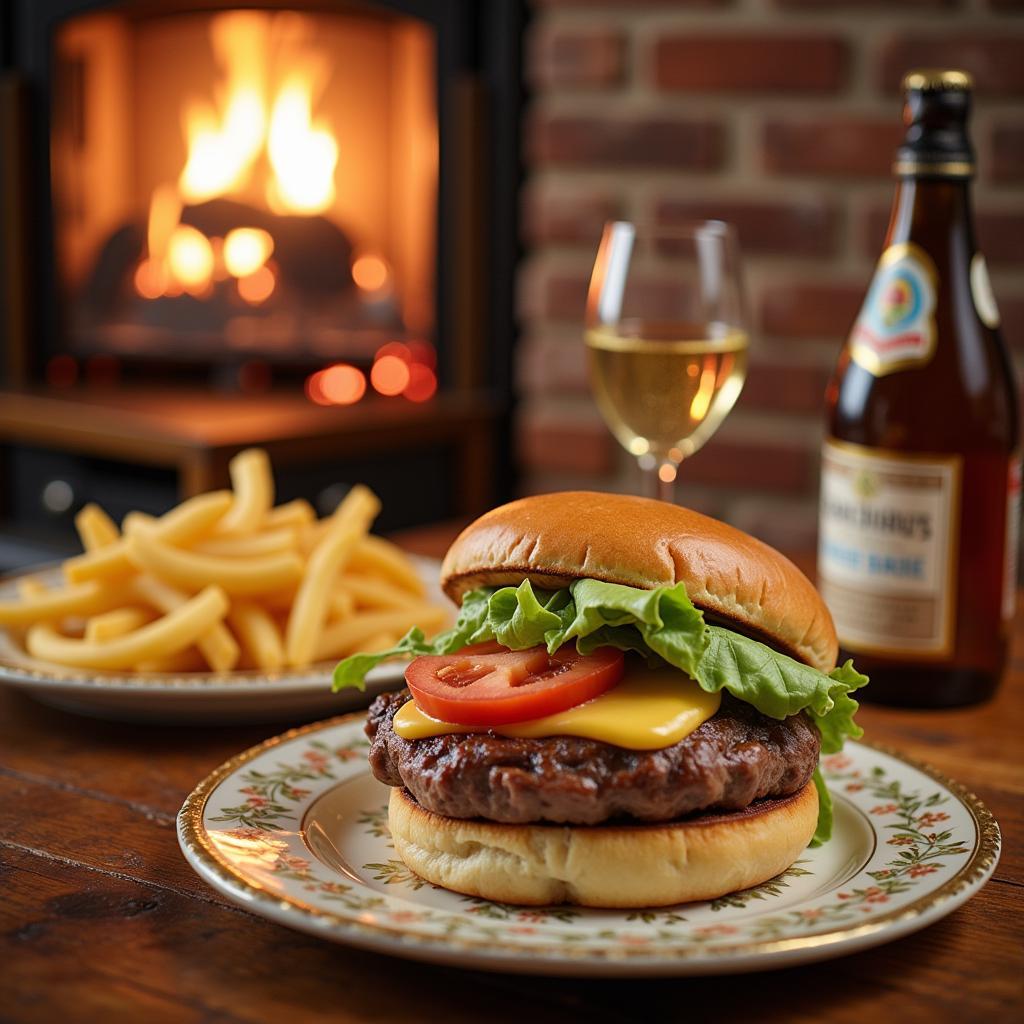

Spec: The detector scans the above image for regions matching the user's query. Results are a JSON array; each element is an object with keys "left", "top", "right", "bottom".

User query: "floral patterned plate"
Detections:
[
  {"left": 0, "top": 557, "right": 444, "bottom": 724},
  {"left": 178, "top": 713, "right": 1000, "bottom": 976}
]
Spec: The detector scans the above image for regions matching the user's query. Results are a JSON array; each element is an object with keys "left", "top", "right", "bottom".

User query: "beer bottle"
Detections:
[{"left": 819, "top": 70, "right": 1020, "bottom": 708}]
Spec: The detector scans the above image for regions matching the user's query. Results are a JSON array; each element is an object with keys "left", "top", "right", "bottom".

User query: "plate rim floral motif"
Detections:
[{"left": 177, "top": 712, "right": 1001, "bottom": 975}]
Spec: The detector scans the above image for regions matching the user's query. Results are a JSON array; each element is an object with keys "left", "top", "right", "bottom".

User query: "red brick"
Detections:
[
  {"left": 528, "top": 112, "right": 724, "bottom": 170},
  {"left": 522, "top": 185, "right": 620, "bottom": 247},
  {"left": 529, "top": 26, "right": 625, "bottom": 89},
  {"left": 739, "top": 360, "right": 831, "bottom": 414},
  {"left": 861, "top": 201, "right": 1024, "bottom": 267},
  {"left": 775, "top": 0, "right": 957, "bottom": 6},
  {"left": 536, "top": 0, "right": 728, "bottom": 6},
  {"left": 975, "top": 213, "right": 1024, "bottom": 266},
  {"left": 762, "top": 118, "right": 904, "bottom": 178},
  {"left": 879, "top": 35, "right": 1024, "bottom": 95},
  {"left": 655, "top": 196, "right": 840, "bottom": 258},
  {"left": 654, "top": 34, "right": 846, "bottom": 94},
  {"left": 516, "top": 336, "right": 589, "bottom": 395},
  {"left": 861, "top": 203, "right": 893, "bottom": 258},
  {"left": 759, "top": 282, "right": 865, "bottom": 340},
  {"left": 534, "top": 269, "right": 590, "bottom": 321},
  {"left": 683, "top": 438, "right": 815, "bottom": 494},
  {"left": 517, "top": 414, "right": 616, "bottom": 476},
  {"left": 990, "top": 123, "right": 1024, "bottom": 182},
  {"left": 523, "top": 265, "right": 706, "bottom": 323}
]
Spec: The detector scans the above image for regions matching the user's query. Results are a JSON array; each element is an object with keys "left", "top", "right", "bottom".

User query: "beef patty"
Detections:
[{"left": 366, "top": 690, "right": 821, "bottom": 826}]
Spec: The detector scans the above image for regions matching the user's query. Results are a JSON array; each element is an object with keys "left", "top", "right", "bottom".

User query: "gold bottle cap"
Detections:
[{"left": 902, "top": 69, "right": 973, "bottom": 93}]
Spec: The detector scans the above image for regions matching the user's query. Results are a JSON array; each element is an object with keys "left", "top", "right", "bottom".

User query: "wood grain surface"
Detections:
[{"left": 0, "top": 530, "right": 1021, "bottom": 1023}]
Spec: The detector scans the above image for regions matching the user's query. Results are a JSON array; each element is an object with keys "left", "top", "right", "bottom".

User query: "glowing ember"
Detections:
[
  {"left": 374, "top": 341, "right": 412, "bottom": 364},
  {"left": 371, "top": 355, "right": 411, "bottom": 396},
  {"left": 402, "top": 363, "right": 437, "bottom": 403},
  {"left": 133, "top": 259, "right": 165, "bottom": 300},
  {"left": 352, "top": 254, "right": 389, "bottom": 292},
  {"left": 237, "top": 265, "right": 276, "bottom": 305},
  {"left": 406, "top": 340, "right": 437, "bottom": 370},
  {"left": 224, "top": 228, "right": 274, "bottom": 278},
  {"left": 46, "top": 355, "right": 78, "bottom": 389},
  {"left": 167, "top": 225, "right": 214, "bottom": 293},
  {"left": 306, "top": 364, "right": 366, "bottom": 406}
]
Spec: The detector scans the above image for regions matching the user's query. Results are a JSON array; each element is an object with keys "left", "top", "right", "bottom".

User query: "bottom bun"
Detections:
[{"left": 387, "top": 781, "right": 819, "bottom": 909}]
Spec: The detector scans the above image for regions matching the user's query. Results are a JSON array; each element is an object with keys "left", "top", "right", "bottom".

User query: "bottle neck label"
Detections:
[{"left": 850, "top": 242, "right": 938, "bottom": 376}]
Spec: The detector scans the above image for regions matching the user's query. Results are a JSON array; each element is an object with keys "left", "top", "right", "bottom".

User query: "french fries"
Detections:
[
  {"left": 227, "top": 602, "right": 285, "bottom": 671},
  {"left": 131, "top": 574, "right": 240, "bottom": 672},
  {"left": 347, "top": 535, "right": 427, "bottom": 597},
  {"left": 285, "top": 485, "right": 381, "bottom": 668},
  {"left": 0, "top": 581, "right": 132, "bottom": 626},
  {"left": 65, "top": 491, "right": 232, "bottom": 584},
  {"left": 25, "top": 586, "right": 229, "bottom": 670},
  {"left": 85, "top": 606, "right": 154, "bottom": 642},
  {"left": 125, "top": 535, "right": 305, "bottom": 596},
  {"left": 75, "top": 504, "right": 119, "bottom": 551},
  {"left": 315, "top": 605, "right": 447, "bottom": 662},
  {"left": 1, "top": 448, "right": 447, "bottom": 675},
  {"left": 218, "top": 448, "right": 274, "bottom": 534}
]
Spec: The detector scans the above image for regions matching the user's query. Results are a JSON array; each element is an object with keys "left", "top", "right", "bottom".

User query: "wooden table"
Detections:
[{"left": 1, "top": 531, "right": 1021, "bottom": 1022}]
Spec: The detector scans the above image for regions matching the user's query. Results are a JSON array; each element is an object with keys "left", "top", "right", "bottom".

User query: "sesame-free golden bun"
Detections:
[
  {"left": 440, "top": 492, "right": 838, "bottom": 671},
  {"left": 388, "top": 783, "right": 818, "bottom": 908}
]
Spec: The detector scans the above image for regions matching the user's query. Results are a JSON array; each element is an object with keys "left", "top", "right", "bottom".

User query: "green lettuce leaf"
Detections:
[
  {"left": 331, "top": 589, "right": 492, "bottom": 691},
  {"left": 696, "top": 628, "right": 867, "bottom": 755},
  {"left": 332, "top": 576, "right": 867, "bottom": 843},
  {"left": 811, "top": 767, "right": 834, "bottom": 847}
]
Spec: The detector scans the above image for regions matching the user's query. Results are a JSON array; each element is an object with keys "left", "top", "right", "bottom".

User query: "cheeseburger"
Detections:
[{"left": 335, "top": 492, "right": 867, "bottom": 908}]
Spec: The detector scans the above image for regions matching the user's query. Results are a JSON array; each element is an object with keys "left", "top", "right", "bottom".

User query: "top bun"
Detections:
[{"left": 440, "top": 492, "right": 838, "bottom": 672}]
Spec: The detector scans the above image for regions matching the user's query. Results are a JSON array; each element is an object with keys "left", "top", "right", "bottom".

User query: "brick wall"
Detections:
[{"left": 516, "top": 0, "right": 1024, "bottom": 553}]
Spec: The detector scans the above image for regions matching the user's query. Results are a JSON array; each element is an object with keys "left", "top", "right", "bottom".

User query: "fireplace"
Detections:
[{"left": 0, "top": 0, "right": 523, "bottom": 567}]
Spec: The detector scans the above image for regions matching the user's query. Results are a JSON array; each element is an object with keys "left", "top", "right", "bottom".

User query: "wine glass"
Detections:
[{"left": 584, "top": 220, "right": 749, "bottom": 502}]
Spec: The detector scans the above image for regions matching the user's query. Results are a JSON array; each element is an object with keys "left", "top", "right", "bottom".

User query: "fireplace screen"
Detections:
[{"left": 50, "top": 8, "right": 438, "bottom": 391}]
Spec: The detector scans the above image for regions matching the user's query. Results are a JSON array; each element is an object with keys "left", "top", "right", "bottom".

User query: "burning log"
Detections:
[{"left": 180, "top": 199, "right": 354, "bottom": 295}]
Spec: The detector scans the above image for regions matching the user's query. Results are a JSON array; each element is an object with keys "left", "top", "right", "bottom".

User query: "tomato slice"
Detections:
[{"left": 404, "top": 643, "right": 625, "bottom": 727}]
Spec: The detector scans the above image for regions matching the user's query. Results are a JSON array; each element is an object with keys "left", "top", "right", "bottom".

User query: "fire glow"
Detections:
[
  {"left": 306, "top": 343, "right": 436, "bottom": 407},
  {"left": 136, "top": 11, "right": 343, "bottom": 300}
]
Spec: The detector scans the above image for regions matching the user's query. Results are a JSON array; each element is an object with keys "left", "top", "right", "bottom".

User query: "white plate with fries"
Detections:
[{"left": 0, "top": 450, "right": 451, "bottom": 724}]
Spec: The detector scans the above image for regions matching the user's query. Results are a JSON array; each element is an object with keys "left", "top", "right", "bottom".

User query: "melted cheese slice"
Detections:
[{"left": 392, "top": 664, "right": 721, "bottom": 750}]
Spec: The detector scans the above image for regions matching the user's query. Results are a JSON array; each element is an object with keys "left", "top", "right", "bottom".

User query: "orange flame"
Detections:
[
  {"left": 267, "top": 77, "right": 338, "bottom": 215},
  {"left": 137, "top": 12, "right": 340, "bottom": 298}
]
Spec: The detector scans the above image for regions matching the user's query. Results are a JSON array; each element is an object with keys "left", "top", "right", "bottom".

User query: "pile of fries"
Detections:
[{"left": 0, "top": 449, "right": 447, "bottom": 674}]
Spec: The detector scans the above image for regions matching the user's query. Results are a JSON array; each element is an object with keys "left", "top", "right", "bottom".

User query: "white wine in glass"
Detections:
[{"left": 585, "top": 222, "right": 749, "bottom": 501}]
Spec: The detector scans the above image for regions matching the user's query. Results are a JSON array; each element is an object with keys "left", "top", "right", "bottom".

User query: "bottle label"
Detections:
[
  {"left": 1004, "top": 457, "right": 1021, "bottom": 621},
  {"left": 819, "top": 440, "right": 961, "bottom": 657},
  {"left": 970, "top": 253, "right": 1001, "bottom": 329},
  {"left": 850, "top": 242, "right": 938, "bottom": 377}
]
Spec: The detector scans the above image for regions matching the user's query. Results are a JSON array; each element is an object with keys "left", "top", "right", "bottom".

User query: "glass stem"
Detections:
[{"left": 655, "top": 460, "right": 678, "bottom": 504}]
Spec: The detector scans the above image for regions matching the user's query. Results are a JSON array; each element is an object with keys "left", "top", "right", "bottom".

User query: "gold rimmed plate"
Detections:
[
  {"left": 0, "top": 557, "right": 444, "bottom": 723},
  {"left": 177, "top": 714, "right": 1000, "bottom": 976}
]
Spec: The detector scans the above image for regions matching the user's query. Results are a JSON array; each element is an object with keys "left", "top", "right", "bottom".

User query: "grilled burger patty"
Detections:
[{"left": 366, "top": 690, "right": 821, "bottom": 826}]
